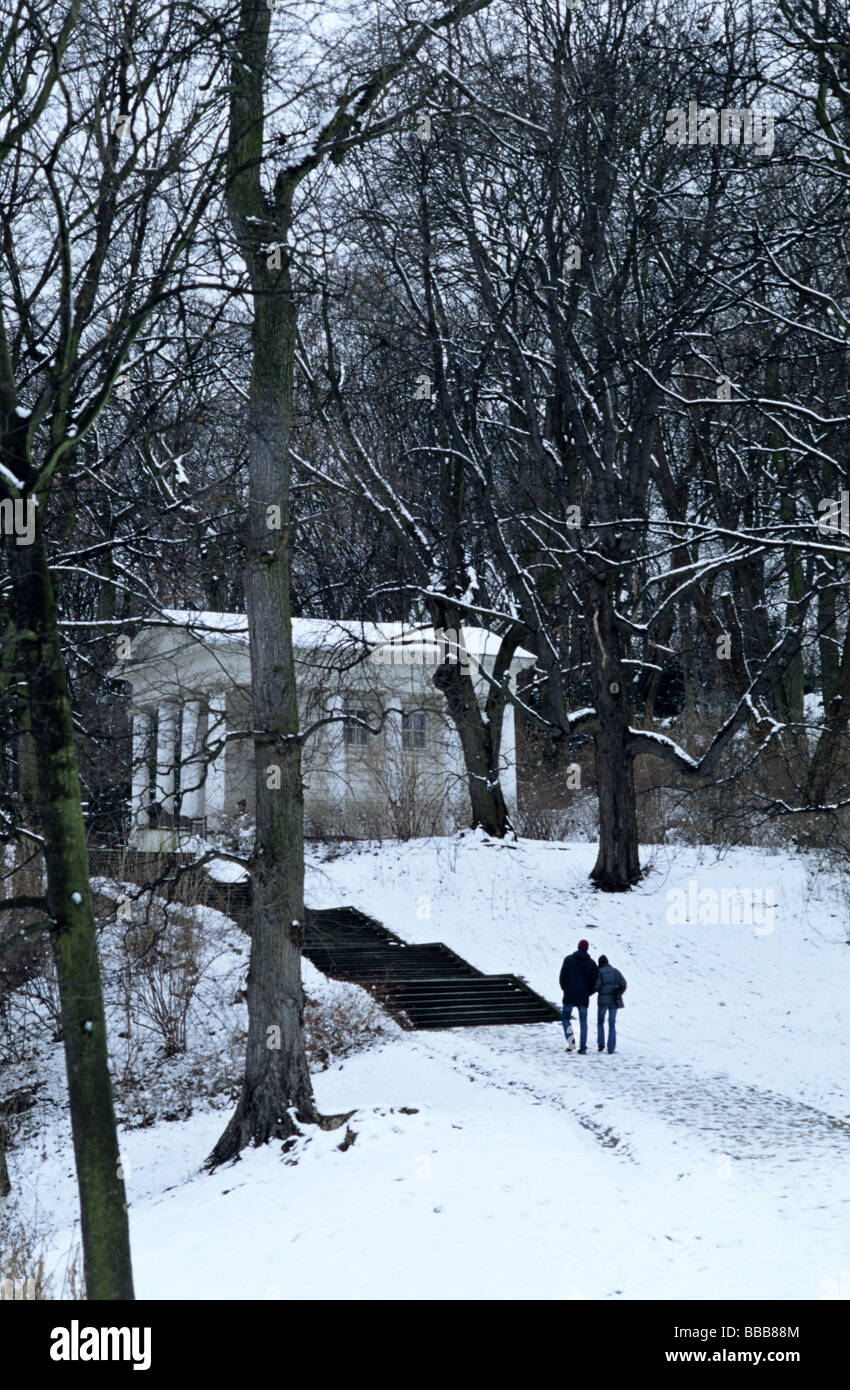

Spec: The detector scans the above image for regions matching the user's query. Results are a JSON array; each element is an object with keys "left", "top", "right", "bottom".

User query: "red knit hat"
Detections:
[{"left": 578, "top": 939, "right": 589, "bottom": 951}]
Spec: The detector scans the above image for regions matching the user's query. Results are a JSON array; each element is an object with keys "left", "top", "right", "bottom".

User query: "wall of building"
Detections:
[{"left": 122, "top": 627, "right": 520, "bottom": 847}]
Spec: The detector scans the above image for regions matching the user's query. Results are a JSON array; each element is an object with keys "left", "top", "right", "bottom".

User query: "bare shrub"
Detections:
[
  {"left": 515, "top": 751, "right": 597, "bottom": 840},
  {"left": 58, "top": 1240, "right": 85, "bottom": 1300},
  {"left": 629, "top": 713, "right": 819, "bottom": 850},
  {"left": 0, "top": 841, "right": 58, "bottom": 1052},
  {"left": 380, "top": 754, "right": 447, "bottom": 840},
  {"left": 304, "top": 986, "right": 390, "bottom": 1070},
  {"left": 1, "top": 934, "right": 62, "bottom": 1053},
  {"left": 0, "top": 1209, "right": 84, "bottom": 1301},
  {"left": 304, "top": 798, "right": 384, "bottom": 845},
  {"left": 306, "top": 831, "right": 361, "bottom": 861},
  {"left": 120, "top": 903, "right": 206, "bottom": 1058},
  {"left": 306, "top": 724, "right": 451, "bottom": 841},
  {"left": 0, "top": 1212, "right": 48, "bottom": 1300}
]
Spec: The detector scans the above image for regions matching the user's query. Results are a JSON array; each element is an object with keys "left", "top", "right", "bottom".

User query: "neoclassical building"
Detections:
[{"left": 112, "top": 611, "right": 534, "bottom": 849}]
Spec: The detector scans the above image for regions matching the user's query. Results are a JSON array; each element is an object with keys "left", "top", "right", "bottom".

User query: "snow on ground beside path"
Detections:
[
  {"left": 3, "top": 837, "right": 849, "bottom": 1299},
  {"left": 306, "top": 834, "right": 850, "bottom": 1116},
  {"left": 123, "top": 1028, "right": 848, "bottom": 1301}
]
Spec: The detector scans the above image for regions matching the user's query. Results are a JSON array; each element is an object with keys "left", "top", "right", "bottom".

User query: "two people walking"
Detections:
[{"left": 559, "top": 938, "right": 627, "bottom": 1054}]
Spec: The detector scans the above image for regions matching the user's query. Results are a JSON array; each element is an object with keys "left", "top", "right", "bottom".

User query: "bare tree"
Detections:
[
  {"left": 399, "top": 0, "right": 804, "bottom": 887},
  {"left": 0, "top": 0, "right": 230, "bottom": 1295},
  {"left": 208, "top": 0, "right": 497, "bottom": 1166}
]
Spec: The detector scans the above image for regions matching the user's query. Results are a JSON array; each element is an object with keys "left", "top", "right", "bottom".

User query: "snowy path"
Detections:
[
  {"left": 305, "top": 1018, "right": 849, "bottom": 1300},
  {"left": 8, "top": 838, "right": 848, "bottom": 1300},
  {"left": 415, "top": 1023, "right": 850, "bottom": 1168}
]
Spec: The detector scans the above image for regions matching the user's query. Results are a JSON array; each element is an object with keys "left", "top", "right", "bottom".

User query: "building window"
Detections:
[
  {"left": 343, "top": 706, "right": 370, "bottom": 747},
  {"left": 402, "top": 709, "right": 427, "bottom": 750}
]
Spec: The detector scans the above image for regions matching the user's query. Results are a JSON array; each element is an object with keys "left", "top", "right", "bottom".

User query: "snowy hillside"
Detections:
[{"left": 3, "top": 836, "right": 848, "bottom": 1300}]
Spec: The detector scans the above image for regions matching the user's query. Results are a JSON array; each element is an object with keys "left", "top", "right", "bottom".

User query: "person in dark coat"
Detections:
[
  {"left": 558, "top": 938, "right": 599, "bottom": 1054},
  {"left": 596, "top": 954, "right": 627, "bottom": 1054}
]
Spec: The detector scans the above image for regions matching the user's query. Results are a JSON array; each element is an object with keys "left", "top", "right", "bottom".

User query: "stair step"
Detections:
[
  {"left": 188, "top": 887, "right": 559, "bottom": 1031},
  {"left": 300, "top": 904, "right": 559, "bottom": 1028},
  {"left": 109, "top": 867, "right": 560, "bottom": 1032},
  {"left": 412, "top": 1017, "right": 554, "bottom": 1030}
]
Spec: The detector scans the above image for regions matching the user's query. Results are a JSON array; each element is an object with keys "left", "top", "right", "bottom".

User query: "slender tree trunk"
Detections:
[
  {"left": 0, "top": 1118, "right": 11, "bottom": 1199},
  {"left": 817, "top": 569, "right": 839, "bottom": 714},
  {"left": 6, "top": 524, "right": 133, "bottom": 1298},
  {"left": 208, "top": 1, "right": 319, "bottom": 1163},
  {"left": 208, "top": 258, "right": 319, "bottom": 1163},
  {"left": 773, "top": 448, "right": 805, "bottom": 724},
  {"left": 210, "top": 0, "right": 494, "bottom": 1158},
  {"left": 585, "top": 572, "right": 641, "bottom": 891},
  {"left": 817, "top": 452, "right": 840, "bottom": 714}
]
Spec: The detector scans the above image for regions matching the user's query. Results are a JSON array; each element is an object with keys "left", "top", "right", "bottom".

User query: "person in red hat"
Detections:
[{"left": 558, "top": 936, "right": 599, "bottom": 1054}]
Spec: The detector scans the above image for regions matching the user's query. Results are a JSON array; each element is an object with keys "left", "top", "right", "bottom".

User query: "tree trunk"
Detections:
[
  {"left": 208, "top": 1, "right": 318, "bottom": 1164},
  {"left": 817, "top": 569, "right": 839, "bottom": 714},
  {"left": 210, "top": 0, "right": 495, "bottom": 1158},
  {"left": 817, "top": 456, "right": 840, "bottom": 716},
  {"left": 432, "top": 656, "right": 510, "bottom": 836},
  {"left": 0, "top": 1119, "right": 11, "bottom": 1199},
  {"left": 767, "top": 359, "right": 805, "bottom": 731},
  {"left": 585, "top": 572, "right": 641, "bottom": 891},
  {"left": 207, "top": 261, "right": 319, "bottom": 1163},
  {"left": 6, "top": 525, "right": 133, "bottom": 1298}
]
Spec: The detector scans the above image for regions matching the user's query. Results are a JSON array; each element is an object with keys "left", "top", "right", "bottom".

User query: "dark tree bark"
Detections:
[
  {"left": 585, "top": 569, "right": 641, "bottom": 891},
  {"left": 433, "top": 658, "right": 510, "bottom": 836},
  {"left": 5, "top": 524, "right": 133, "bottom": 1298},
  {"left": 429, "top": 598, "right": 513, "bottom": 837},
  {"left": 207, "top": 5, "right": 317, "bottom": 1164},
  {"left": 209, "top": 0, "right": 500, "bottom": 1163},
  {"left": 207, "top": 273, "right": 319, "bottom": 1159},
  {"left": 0, "top": 1119, "right": 11, "bottom": 1199}
]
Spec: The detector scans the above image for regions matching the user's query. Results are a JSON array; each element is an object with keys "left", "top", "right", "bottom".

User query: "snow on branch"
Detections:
[{"left": 628, "top": 629, "right": 801, "bottom": 779}]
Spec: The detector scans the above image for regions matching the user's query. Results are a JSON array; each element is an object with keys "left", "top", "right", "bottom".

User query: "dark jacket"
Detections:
[
  {"left": 559, "top": 949, "right": 599, "bottom": 1007},
  {"left": 597, "top": 963, "right": 627, "bottom": 1009}
]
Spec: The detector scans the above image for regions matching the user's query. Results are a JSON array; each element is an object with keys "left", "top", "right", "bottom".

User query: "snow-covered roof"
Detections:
[{"left": 142, "top": 610, "right": 536, "bottom": 665}]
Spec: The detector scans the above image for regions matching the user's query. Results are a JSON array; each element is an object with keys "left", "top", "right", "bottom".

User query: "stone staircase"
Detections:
[
  {"left": 90, "top": 851, "right": 559, "bottom": 1031},
  {"left": 302, "top": 906, "right": 559, "bottom": 1030}
]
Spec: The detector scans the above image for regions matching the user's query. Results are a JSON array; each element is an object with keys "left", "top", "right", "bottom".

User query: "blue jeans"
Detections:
[
  {"left": 562, "top": 1004, "right": 588, "bottom": 1051},
  {"left": 597, "top": 1005, "right": 617, "bottom": 1053}
]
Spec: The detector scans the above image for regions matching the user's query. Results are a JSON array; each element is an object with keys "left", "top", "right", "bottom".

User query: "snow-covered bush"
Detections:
[{"left": 304, "top": 977, "right": 393, "bottom": 1071}]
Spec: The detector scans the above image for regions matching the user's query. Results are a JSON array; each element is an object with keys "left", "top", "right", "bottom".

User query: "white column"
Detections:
[
  {"left": 180, "top": 700, "right": 205, "bottom": 822},
  {"left": 130, "top": 710, "right": 151, "bottom": 838},
  {"left": 501, "top": 693, "right": 518, "bottom": 818},
  {"left": 155, "top": 704, "right": 177, "bottom": 816},
  {"left": 385, "top": 702, "right": 403, "bottom": 784},
  {"left": 383, "top": 702, "right": 403, "bottom": 838},
  {"left": 326, "top": 694, "right": 347, "bottom": 811},
  {"left": 205, "top": 692, "right": 227, "bottom": 831},
  {"left": 441, "top": 715, "right": 466, "bottom": 831}
]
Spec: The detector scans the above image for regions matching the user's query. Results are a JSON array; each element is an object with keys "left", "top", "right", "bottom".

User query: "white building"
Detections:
[{"left": 112, "top": 611, "right": 534, "bottom": 850}]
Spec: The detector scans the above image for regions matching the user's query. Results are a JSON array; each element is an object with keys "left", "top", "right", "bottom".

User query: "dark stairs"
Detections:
[
  {"left": 96, "top": 853, "right": 559, "bottom": 1031},
  {"left": 302, "top": 905, "right": 559, "bottom": 1031}
]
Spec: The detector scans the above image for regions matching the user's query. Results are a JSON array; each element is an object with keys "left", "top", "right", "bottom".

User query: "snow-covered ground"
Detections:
[{"left": 3, "top": 836, "right": 849, "bottom": 1300}]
